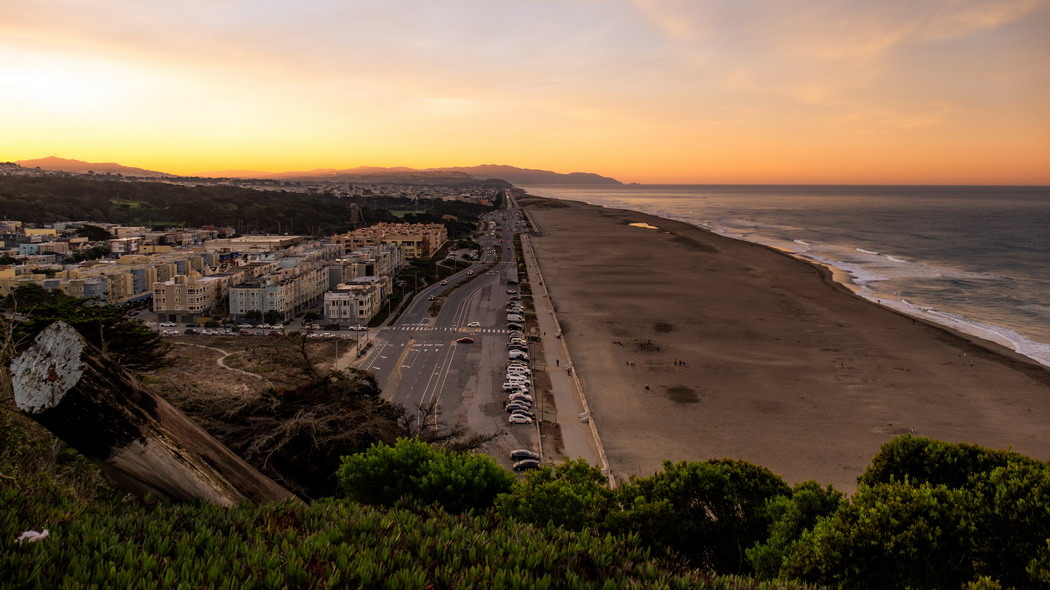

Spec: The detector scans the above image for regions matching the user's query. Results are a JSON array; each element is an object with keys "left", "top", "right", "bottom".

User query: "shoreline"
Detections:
[
  {"left": 565, "top": 196, "right": 1050, "bottom": 371},
  {"left": 519, "top": 195, "right": 1050, "bottom": 492}
]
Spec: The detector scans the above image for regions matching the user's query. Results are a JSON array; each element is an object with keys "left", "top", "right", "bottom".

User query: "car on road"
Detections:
[
  {"left": 508, "top": 414, "right": 533, "bottom": 425},
  {"left": 428, "top": 295, "right": 436, "bottom": 300},
  {"left": 512, "top": 459, "right": 540, "bottom": 471},
  {"left": 466, "top": 321, "right": 480, "bottom": 327},
  {"left": 441, "top": 280, "right": 448, "bottom": 285},
  {"left": 510, "top": 449, "right": 540, "bottom": 461},
  {"left": 456, "top": 337, "right": 475, "bottom": 344},
  {"left": 466, "top": 270, "right": 474, "bottom": 275}
]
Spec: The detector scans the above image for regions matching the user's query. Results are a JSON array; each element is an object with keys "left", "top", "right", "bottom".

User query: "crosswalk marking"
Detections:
[{"left": 385, "top": 326, "right": 509, "bottom": 333}]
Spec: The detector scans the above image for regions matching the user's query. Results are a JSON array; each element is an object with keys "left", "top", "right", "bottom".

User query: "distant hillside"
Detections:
[
  {"left": 15, "top": 156, "right": 170, "bottom": 178},
  {"left": 196, "top": 166, "right": 494, "bottom": 186},
  {"left": 15, "top": 156, "right": 619, "bottom": 186},
  {"left": 436, "top": 164, "right": 622, "bottom": 185},
  {"left": 197, "top": 164, "right": 621, "bottom": 185}
]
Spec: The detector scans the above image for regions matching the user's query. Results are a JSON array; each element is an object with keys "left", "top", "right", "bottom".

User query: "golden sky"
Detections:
[{"left": 1, "top": 0, "right": 1048, "bottom": 184}]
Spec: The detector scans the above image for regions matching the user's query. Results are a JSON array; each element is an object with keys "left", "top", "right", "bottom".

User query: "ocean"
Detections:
[{"left": 520, "top": 184, "right": 1050, "bottom": 369}]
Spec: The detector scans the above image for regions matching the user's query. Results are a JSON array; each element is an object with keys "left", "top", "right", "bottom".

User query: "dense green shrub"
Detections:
[
  {"left": 782, "top": 482, "right": 978, "bottom": 589},
  {"left": 337, "top": 438, "right": 514, "bottom": 513},
  {"left": 1, "top": 482, "right": 816, "bottom": 589},
  {"left": 609, "top": 459, "right": 791, "bottom": 574},
  {"left": 495, "top": 458, "right": 614, "bottom": 531},
  {"left": 746, "top": 481, "right": 843, "bottom": 579},
  {"left": 859, "top": 434, "right": 1037, "bottom": 489}
]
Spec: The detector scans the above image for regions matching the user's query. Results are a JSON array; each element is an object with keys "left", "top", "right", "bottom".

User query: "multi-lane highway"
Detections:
[{"left": 354, "top": 205, "right": 538, "bottom": 459}]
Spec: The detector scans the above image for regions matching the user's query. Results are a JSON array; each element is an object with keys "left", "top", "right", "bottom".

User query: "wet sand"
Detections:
[{"left": 521, "top": 196, "right": 1050, "bottom": 493}]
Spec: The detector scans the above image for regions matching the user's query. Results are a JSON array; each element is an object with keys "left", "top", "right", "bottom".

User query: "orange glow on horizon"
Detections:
[{"left": 2, "top": 2, "right": 1047, "bottom": 186}]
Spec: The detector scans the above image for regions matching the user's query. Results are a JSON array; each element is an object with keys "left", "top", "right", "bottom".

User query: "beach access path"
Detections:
[
  {"left": 519, "top": 232, "right": 604, "bottom": 476},
  {"left": 520, "top": 196, "right": 1050, "bottom": 493}
]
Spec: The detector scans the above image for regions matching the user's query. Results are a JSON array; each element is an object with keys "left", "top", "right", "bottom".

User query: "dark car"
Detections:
[
  {"left": 507, "top": 323, "right": 524, "bottom": 331},
  {"left": 513, "top": 459, "right": 540, "bottom": 471},
  {"left": 456, "top": 337, "right": 474, "bottom": 344},
  {"left": 510, "top": 449, "right": 540, "bottom": 461}
]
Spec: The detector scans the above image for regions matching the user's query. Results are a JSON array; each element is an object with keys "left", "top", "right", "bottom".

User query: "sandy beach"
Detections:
[{"left": 520, "top": 195, "right": 1050, "bottom": 493}]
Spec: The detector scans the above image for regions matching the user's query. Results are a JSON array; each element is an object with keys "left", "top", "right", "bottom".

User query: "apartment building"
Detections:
[
  {"left": 323, "top": 281, "right": 383, "bottom": 326},
  {"left": 333, "top": 223, "right": 447, "bottom": 259},
  {"left": 153, "top": 274, "right": 225, "bottom": 322},
  {"left": 228, "top": 259, "right": 329, "bottom": 322}
]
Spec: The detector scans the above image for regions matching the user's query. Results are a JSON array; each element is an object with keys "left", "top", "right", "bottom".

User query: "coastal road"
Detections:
[{"left": 354, "top": 206, "right": 539, "bottom": 460}]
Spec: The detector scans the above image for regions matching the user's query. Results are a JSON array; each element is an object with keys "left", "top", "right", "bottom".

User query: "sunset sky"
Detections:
[{"left": 2, "top": 0, "right": 1047, "bottom": 184}]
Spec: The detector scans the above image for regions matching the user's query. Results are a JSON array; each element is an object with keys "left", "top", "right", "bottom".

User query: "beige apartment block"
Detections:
[
  {"left": 323, "top": 282, "right": 382, "bottom": 325},
  {"left": 153, "top": 274, "right": 224, "bottom": 320},
  {"left": 334, "top": 223, "right": 447, "bottom": 259}
]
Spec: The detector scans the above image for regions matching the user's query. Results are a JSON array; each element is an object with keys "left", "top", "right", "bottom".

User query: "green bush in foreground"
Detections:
[
  {"left": 0, "top": 482, "right": 815, "bottom": 590},
  {"left": 337, "top": 437, "right": 515, "bottom": 513}
]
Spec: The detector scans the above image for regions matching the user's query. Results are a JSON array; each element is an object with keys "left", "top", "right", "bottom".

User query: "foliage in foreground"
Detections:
[
  {"left": 0, "top": 481, "right": 815, "bottom": 590},
  {"left": 338, "top": 437, "right": 515, "bottom": 513}
]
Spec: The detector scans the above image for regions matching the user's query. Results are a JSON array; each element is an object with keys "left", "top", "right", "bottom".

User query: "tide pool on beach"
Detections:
[{"left": 522, "top": 184, "right": 1050, "bottom": 368}]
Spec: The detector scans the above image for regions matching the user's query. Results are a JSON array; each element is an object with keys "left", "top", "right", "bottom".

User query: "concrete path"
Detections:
[{"left": 520, "top": 233, "right": 611, "bottom": 483}]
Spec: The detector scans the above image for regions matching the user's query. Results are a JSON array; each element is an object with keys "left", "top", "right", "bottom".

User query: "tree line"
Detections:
[{"left": 0, "top": 175, "right": 496, "bottom": 235}]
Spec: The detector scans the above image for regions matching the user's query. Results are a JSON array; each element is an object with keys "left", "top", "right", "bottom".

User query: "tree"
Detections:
[
  {"left": 75, "top": 224, "right": 113, "bottom": 241},
  {"left": 608, "top": 459, "right": 791, "bottom": 574},
  {"left": 495, "top": 458, "right": 613, "bottom": 531},
  {"left": 264, "top": 310, "right": 284, "bottom": 325},
  {"left": 244, "top": 309, "right": 262, "bottom": 323},
  {"left": 860, "top": 434, "right": 1036, "bottom": 489},
  {"left": 4, "top": 284, "right": 169, "bottom": 371},
  {"left": 746, "top": 481, "right": 844, "bottom": 579},
  {"left": 337, "top": 437, "right": 514, "bottom": 513},
  {"left": 782, "top": 482, "right": 978, "bottom": 590},
  {"left": 968, "top": 461, "right": 1050, "bottom": 588}
]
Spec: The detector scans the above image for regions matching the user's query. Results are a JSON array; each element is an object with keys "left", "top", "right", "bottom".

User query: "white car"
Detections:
[
  {"left": 159, "top": 322, "right": 177, "bottom": 327},
  {"left": 508, "top": 414, "right": 534, "bottom": 425},
  {"left": 467, "top": 321, "right": 480, "bottom": 327},
  {"left": 509, "top": 394, "right": 534, "bottom": 403}
]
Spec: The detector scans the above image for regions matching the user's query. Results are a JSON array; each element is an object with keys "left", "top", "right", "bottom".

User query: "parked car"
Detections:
[
  {"left": 507, "top": 323, "right": 524, "bottom": 331},
  {"left": 508, "top": 352, "right": 529, "bottom": 361},
  {"left": 349, "top": 325, "right": 367, "bottom": 331},
  {"left": 510, "top": 409, "right": 535, "bottom": 420},
  {"left": 506, "top": 403, "right": 530, "bottom": 413},
  {"left": 456, "top": 337, "right": 475, "bottom": 344},
  {"left": 512, "top": 459, "right": 540, "bottom": 471},
  {"left": 159, "top": 321, "right": 177, "bottom": 327},
  {"left": 510, "top": 449, "right": 540, "bottom": 461},
  {"left": 506, "top": 289, "right": 518, "bottom": 294},
  {"left": 508, "top": 393, "right": 534, "bottom": 403},
  {"left": 508, "top": 414, "right": 533, "bottom": 425}
]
